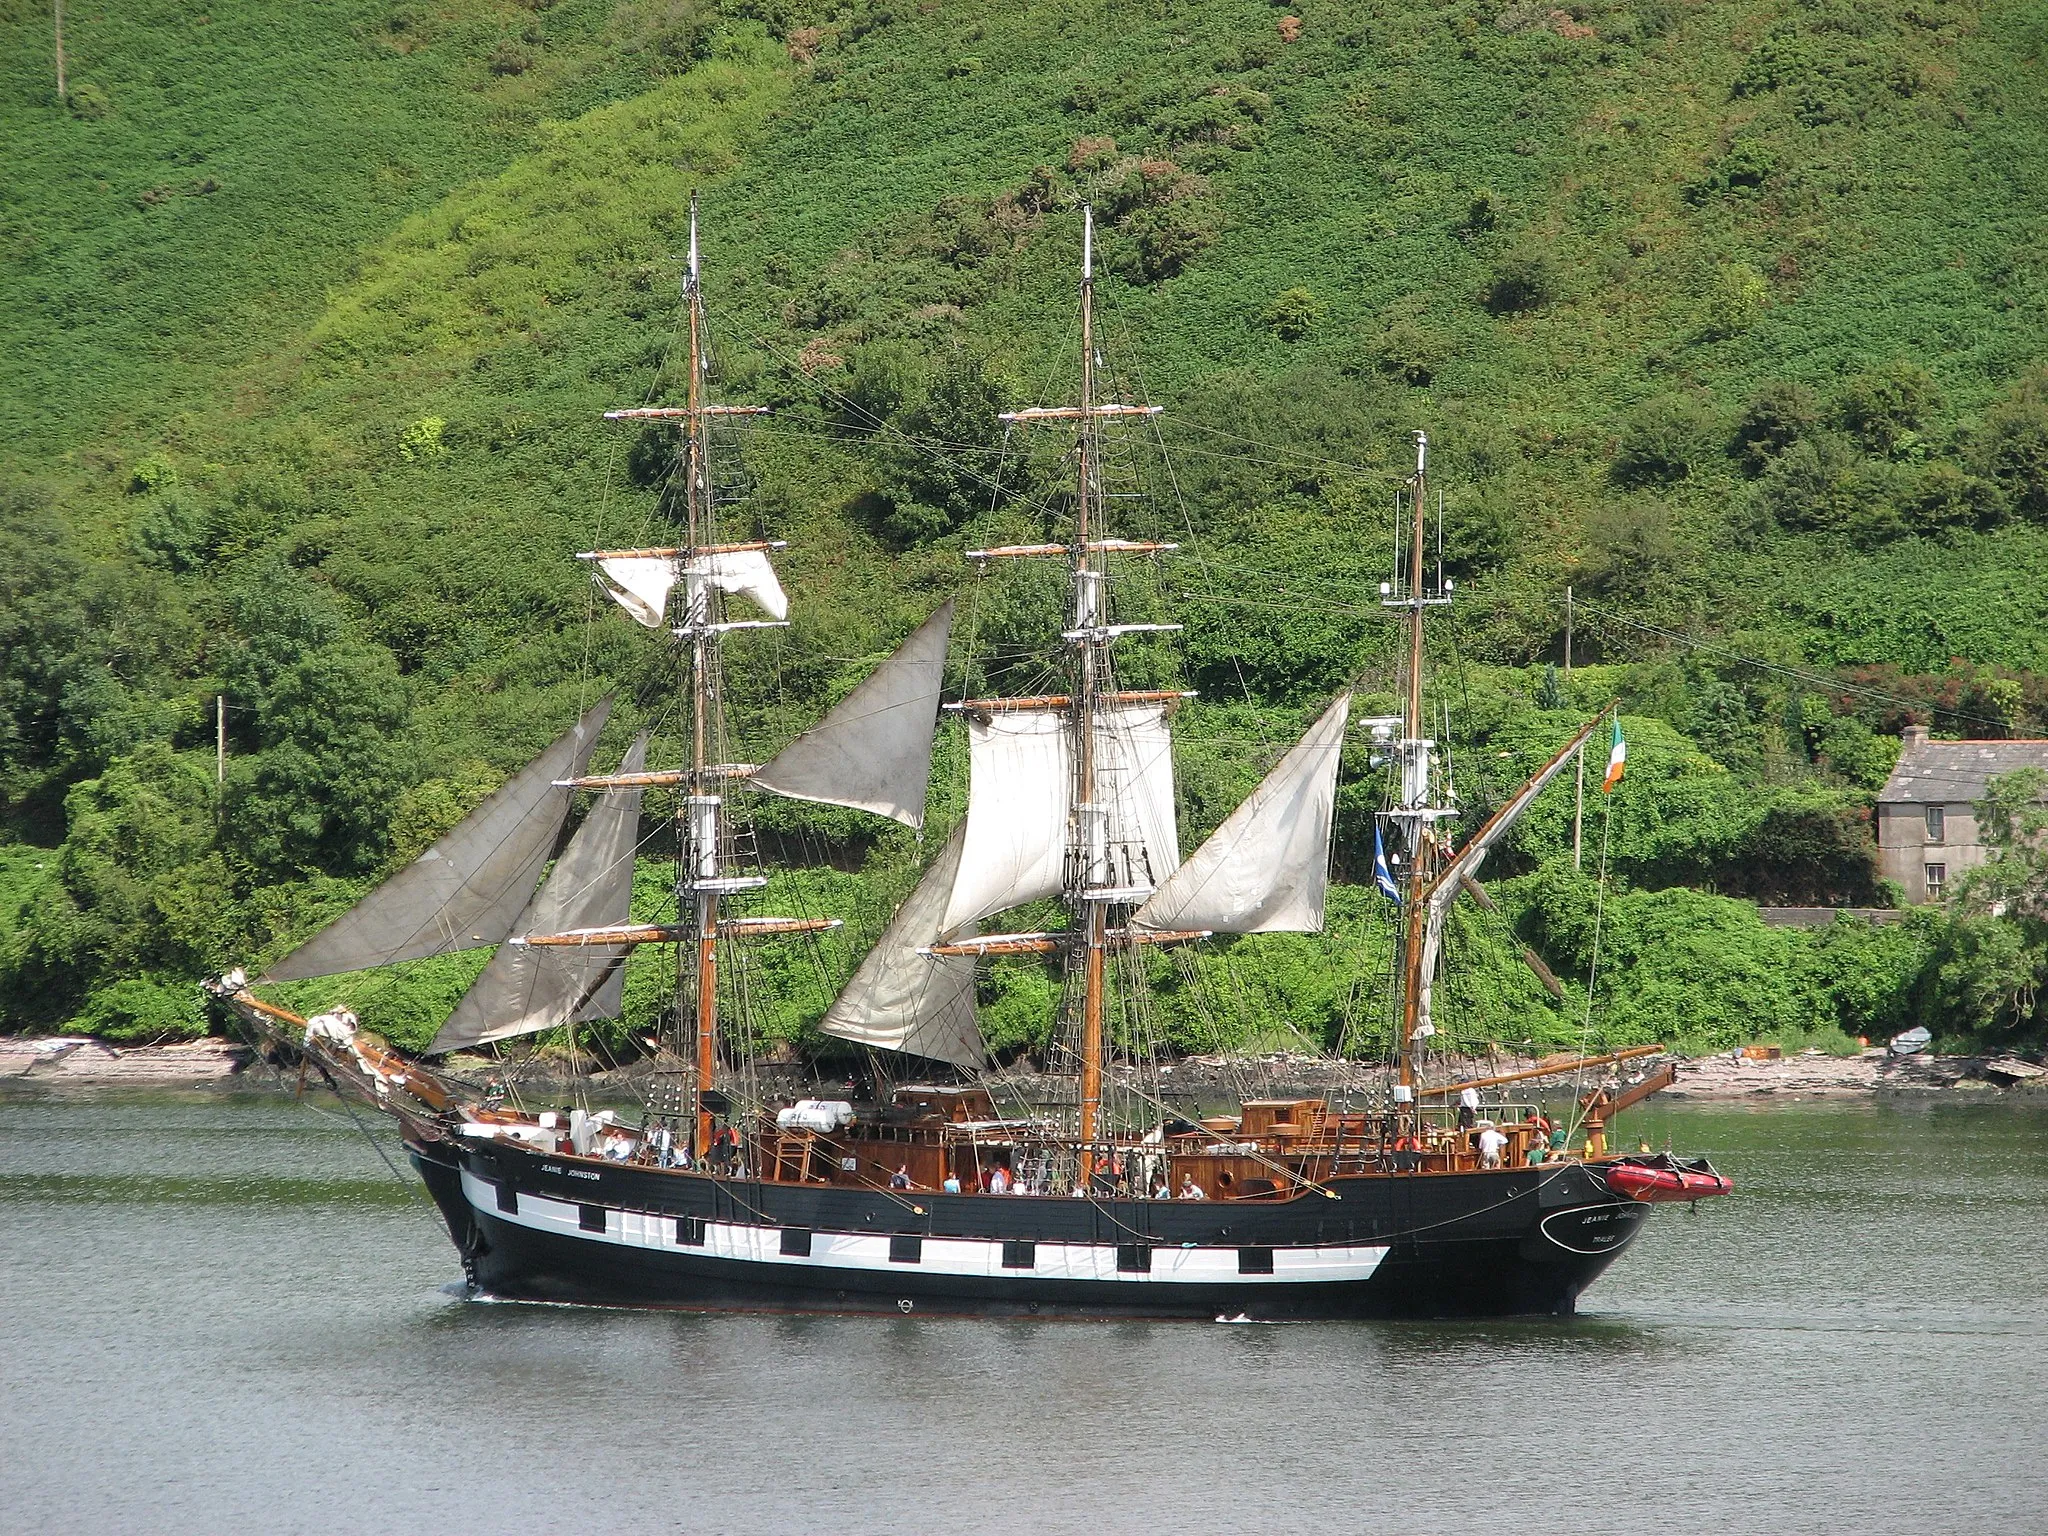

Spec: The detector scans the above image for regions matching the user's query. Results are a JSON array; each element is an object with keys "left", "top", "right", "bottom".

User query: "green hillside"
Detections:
[{"left": 4, "top": 0, "right": 2047, "bottom": 1057}]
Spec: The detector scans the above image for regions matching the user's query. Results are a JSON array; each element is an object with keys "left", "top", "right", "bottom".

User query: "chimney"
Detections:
[{"left": 1902, "top": 723, "right": 1930, "bottom": 749}]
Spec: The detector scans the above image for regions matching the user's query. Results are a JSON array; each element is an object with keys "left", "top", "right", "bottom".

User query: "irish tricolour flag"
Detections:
[{"left": 1601, "top": 717, "right": 1627, "bottom": 794}]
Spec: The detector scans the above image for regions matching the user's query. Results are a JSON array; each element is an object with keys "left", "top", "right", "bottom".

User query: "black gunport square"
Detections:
[
  {"left": 495, "top": 1182, "right": 518, "bottom": 1214},
  {"left": 889, "top": 1234, "right": 923, "bottom": 1264},
  {"left": 1001, "top": 1239, "right": 1036, "bottom": 1270},
  {"left": 579, "top": 1204, "right": 606, "bottom": 1233},
  {"left": 1116, "top": 1243, "right": 1153, "bottom": 1273},
  {"left": 676, "top": 1214, "right": 706, "bottom": 1246},
  {"left": 1238, "top": 1246, "right": 1275, "bottom": 1275},
  {"left": 780, "top": 1227, "right": 813, "bottom": 1257}
]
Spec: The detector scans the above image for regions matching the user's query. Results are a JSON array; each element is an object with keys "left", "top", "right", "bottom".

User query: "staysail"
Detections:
[
  {"left": 753, "top": 600, "right": 953, "bottom": 829},
  {"left": 264, "top": 700, "right": 613, "bottom": 982},
  {"left": 593, "top": 550, "right": 787, "bottom": 630},
  {"left": 1133, "top": 693, "right": 1351, "bottom": 935},
  {"left": 426, "top": 734, "right": 649, "bottom": 1055},
  {"left": 818, "top": 819, "right": 984, "bottom": 1068},
  {"left": 940, "top": 702, "right": 1179, "bottom": 938}
]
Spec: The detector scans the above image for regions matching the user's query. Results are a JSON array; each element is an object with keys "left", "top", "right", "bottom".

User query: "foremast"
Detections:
[{"left": 600, "top": 193, "right": 780, "bottom": 1160}]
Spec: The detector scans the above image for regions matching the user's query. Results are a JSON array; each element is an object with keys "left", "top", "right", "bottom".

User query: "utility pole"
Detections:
[
  {"left": 216, "top": 695, "right": 226, "bottom": 787},
  {"left": 54, "top": 0, "right": 66, "bottom": 105},
  {"left": 1568, "top": 586, "right": 1583, "bottom": 870}
]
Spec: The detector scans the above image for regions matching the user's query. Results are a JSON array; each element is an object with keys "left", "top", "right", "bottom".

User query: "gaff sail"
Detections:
[
  {"left": 263, "top": 700, "right": 613, "bottom": 982},
  {"left": 426, "top": 733, "right": 649, "bottom": 1055}
]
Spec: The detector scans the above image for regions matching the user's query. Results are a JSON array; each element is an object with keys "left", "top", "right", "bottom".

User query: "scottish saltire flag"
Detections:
[
  {"left": 1374, "top": 823, "right": 1401, "bottom": 904},
  {"left": 1602, "top": 716, "right": 1627, "bottom": 794}
]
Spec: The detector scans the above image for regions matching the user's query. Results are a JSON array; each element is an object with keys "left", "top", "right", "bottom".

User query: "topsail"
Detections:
[
  {"left": 593, "top": 550, "right": 787, "bottom": 629},
  {"left": 263, "top": 700, "right": 613, "bottom": 982},
  {"left": 940, "top": 701, "right": 1178, "bottom": 938}
]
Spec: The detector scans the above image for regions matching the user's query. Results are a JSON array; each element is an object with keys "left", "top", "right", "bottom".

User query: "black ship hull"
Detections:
[{"left": 411, "top": 1135, "right": 1649, "bottom": 1321}]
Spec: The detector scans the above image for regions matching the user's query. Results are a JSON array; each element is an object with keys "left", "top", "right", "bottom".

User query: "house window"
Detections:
[
  {"left": 1925, "top": 863, "right": 1947, "bottom": 900},
  {"left": 1926, "top": 805, "right": 1945, "bottom": 843}
]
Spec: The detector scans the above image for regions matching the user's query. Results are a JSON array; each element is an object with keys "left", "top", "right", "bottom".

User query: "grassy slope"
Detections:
[{"left": 3, "top": 0, "right": 2046, "bottom": 1050}]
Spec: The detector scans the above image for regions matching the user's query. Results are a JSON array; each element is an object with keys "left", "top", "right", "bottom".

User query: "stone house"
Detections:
[{"left": 1875, "top": 725, "right": 2048, "bottom": 903}]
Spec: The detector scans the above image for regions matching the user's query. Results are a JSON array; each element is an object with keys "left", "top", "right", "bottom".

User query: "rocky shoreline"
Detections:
[{"left": 5, "top": 1034, "right": 2046, "bottom": 1102}]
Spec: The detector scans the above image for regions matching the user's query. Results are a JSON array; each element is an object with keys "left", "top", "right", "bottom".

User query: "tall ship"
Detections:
[{"left": 211, "top": 198, "right": 1729, "bottom": 1320}]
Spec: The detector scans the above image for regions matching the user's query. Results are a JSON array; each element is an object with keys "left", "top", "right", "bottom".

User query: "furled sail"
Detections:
[
  {"left": 593, "top": 550, "right": 787, "bottom": 630},
  {"left": 1132, "top": 693, "right": 1351, "bottom": 935},
  {"left": 818, "top": 820, "right": 984, "bottom": 1069},
  {"left": 939, "top": 702, "right": 1179, "bottom": 938},
  {"left": 264, "top": 700, "right": 613, "bottom": 982},
  {"left": 753, "top": 600, "right": 953, "bottom": 829},
  {"left": 426, "top": 734, "right": 649, "bottom": 1055}
]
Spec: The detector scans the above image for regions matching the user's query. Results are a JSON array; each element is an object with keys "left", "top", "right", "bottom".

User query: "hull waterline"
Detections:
[{"left": 411, "top": 1136, "right": 1647, "bottom": 1321}]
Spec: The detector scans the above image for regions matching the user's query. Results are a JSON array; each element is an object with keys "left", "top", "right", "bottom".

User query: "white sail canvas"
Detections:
[
  {"left": 1133, "top": 693, "right": 1350, "bottom": 935},
  {"left": 753, "top": 601, "right": 952, "bottom": 828},
  {"left": 427, "top": 734, "right": 648, "bottom": 1054},
  {"left": 819, "top": 820, "right": 984, "bottom": 1068}
]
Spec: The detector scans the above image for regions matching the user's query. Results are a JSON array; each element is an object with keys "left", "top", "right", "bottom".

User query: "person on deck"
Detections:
[
  {"left": 988, "top": 1165, "right": 1011, "bottom": 1195},
  {"left": 942, "top": 1173, "right": 962, "bottom": 1194},
  {"left": 1178, "top": 1175, "right": 1206, "bottom": 1200},
  {"left": 1153, "top": 1177, "right": 1173, "bottom": 1200},
  {"left": 1457, "top": 1084, "right": 1480, "bottom": 1131},
  {"left": 1477, "top": 1123, "right": 1507, "bottom": 1169},
  {"left": 889, "top": 1164, "right": 911, "bottom": 1190},
  {"left": 1548, "top": 1125, "right": 1570, "bottom": 1160}
]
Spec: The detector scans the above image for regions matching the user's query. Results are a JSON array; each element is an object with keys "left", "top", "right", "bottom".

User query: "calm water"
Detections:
[{"left": 3, "top": 1090, "right": 2044, "bottom": 1535}]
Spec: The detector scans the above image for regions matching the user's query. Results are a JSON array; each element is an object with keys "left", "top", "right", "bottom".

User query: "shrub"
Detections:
[
  {"left": 1753, "top": 431, "right": 1865, "bottom": 532},
  {"left": 1837, "top": 361, "right": 1941, "bottom": 458},
  {"left": 1261, "top": 287, "right": 1320, "bottom": 341},
  {"left": 1372, "top": 319, "right": 1446, "bottom": 386},
  {"left": 1972, "top": 373, "right": 2048, "bottom": 523},
  {"left": 398, "top": 415, "right": 448, "bottom": 462},
  {"left": 1731, "top": 381, "right": 1820, "bottom": 475},
  {"left": 75, "top": 976, "right": 208, "bottom": 1042},
  {"left": 65, "top": 82, "right": 111, "bottom": 120},
  {"left": 128, "top": 453, "right": 179, "bottom": 494},
  {"left": 1612, "top": 395, "right": 1710, "bottom": 487},
  {"left": 1482, "top": 246, "right": 1559, "bottom": 315}
]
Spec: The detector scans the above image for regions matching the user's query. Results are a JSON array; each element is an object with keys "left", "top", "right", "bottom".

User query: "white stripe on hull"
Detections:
[{"left": 461, "top": 1170, "right": 1388, "bottom": 1286}]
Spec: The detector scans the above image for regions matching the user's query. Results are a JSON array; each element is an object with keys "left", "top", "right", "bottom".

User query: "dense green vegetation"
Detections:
[{"left": 4, "top": 0, "right": 2047, "bottom": 1061}]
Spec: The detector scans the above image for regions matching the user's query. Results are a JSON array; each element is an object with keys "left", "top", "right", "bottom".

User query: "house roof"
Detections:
[{"left": 1878, "top": 739, "right": 2048, "bottom": 805}]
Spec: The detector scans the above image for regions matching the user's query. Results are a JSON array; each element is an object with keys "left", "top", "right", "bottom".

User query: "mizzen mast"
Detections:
[{"left": 1386, "top": 430, "right": 1454, "bottom": 1095}]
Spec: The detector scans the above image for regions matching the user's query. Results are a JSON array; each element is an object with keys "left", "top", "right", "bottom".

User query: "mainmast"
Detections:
[
  {"left": 683, "top": 195, "right": 721, "bottom": 1162},
  {"left": 1073, "top": 206, "right": 1108, "bottom": 1178}
]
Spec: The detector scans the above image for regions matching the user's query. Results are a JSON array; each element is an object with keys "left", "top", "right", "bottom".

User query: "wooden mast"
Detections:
[
  {"left": 1073, "top": 204, "right": 1107, "bottom": 1184},
  {"left": 683, "top": 192, "right": 722, "bottom": 1162},
  {"left": 1396, "top": 431, "right": 1432, "bottom": 1094}
]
